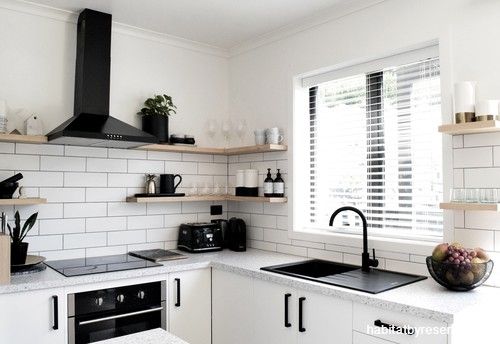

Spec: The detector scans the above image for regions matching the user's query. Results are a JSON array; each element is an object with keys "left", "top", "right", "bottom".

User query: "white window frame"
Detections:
[{"left": 288, "top": 40, "right": 454, "bottom": 253}]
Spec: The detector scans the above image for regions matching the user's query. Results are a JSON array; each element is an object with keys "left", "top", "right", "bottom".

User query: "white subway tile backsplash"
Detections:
[
  {"left": 148, "top": 151, "right": 181, "bottom": 161},
  {"left": 40, "top": 187, "right": 85, "bottom": 203},
  {"left": 307, "top": 248, "right": 342, "bottom": 262},
  {"left": 65, "top": 232, "right": 107, "bottom": 249},
  {"left": 0, "top": 142, "right": 15, "bottom": 153},
  {"left": 21, "top": 171, "right": 63, "bottom": 187},
  {"left": 41, "top": 156, "right": 86, "bottom": 171},
  {"left": 164, "top": 213, "right": 197, "bottom": 227},
  {"left": 128, "top": 159, "right": 164, "bottom": 174},
  {"left": 146, "top": 228, "right": 178, "bottom": 242},
  {"left": 165, "top": 161, "right": 197, "bottom": 174},
  {"left": 264, "top": 203, "right": 288, "bottom": 216},
  {"left": 454, "top": 228, "right": 494, "bottom": 250},
  {"left": 127, "top": 242, "right": 164, "bottom": 251},
  {"left": 249, "top": 239, "right": 276, "bottom": 251},
  {"left": 453, "top": 169, "right": 464, "bottom": 188},
  {"left": 65, "top": 172, "right": 107, "bottom": 187},
  {"left": 87, "top": 158, "right": 127, "bottom": 172},
  {"left": 147, "top": 202, "right": 181, "bottom": 215},
  {"left": 39, "top": 218, "right": 85, "bottom": 235},
  {"left": 385, "top": 259, "right": 427, "bottom": 275},
  {"left": 65, "top": 146, "right": 108, "bottom": 158},
  {"left": 464, "top": 132, "right": 500, "bottom": 147},
  {"left": 452, "top": 135, "right": 463, "bottom": 148},
  {"left": 18, "top": 203, "right": 62, "bottom": 219},
  {"left": 493, "top": 147, "right": 500, "bottom": 166},
  {"left": 239, "top": 153, "right": 263, "bottom": 162},
  {"left": 17, "top": 143, "right": 63, "bottom": 155},
  {"left": 128, "top": 215, "right": 163, "bottom": 230},
  {"left": 276, "top": 244, "right": 307, "bottom": 256},
  {"left": 25, "top": 235, "right": 62, "bottom": 251},
  {"left": 251, "top": 161, "right": 276, "bottom": 174},
  {"left": 108, "top": 202, "right": 146, "bottom": 216},
  {"left": 263, "top": 228, "right": 291, "bottom": 244},
  {"left": 198, "top": 162, "right": 226, "bottom": 175},
  {"left": 251, "top": 214, "right": 276, "bottom": 228},
  {"left": 247, "top": 226, "right": 264, "bottom": 240},
  {"left": 86, "top": 245, "right": 127, "bottom": 257},
  {"left": 0, "top": 154, "right": 39, "bottom": 170},
  {"left": 108, "top": 230, "right": 146, "bottom": 245},
  {"left": 86, "top": 217, "right": 127, "bottom": 232},
  {"left": 108, "top": 173, "right": 143, "bottom": 187},
  {"left": 464, "top": 211, "right": 500, "bottom": 230},
  {"left": 64, "top": 203, "right": 107, "bottom": 218},
  {"left": 464, "top": 168, "right": 500, "bottom": 188},
  {"left": 453, "top": 147, "right": 492, "bottom": 168},
  {"left": 214, "top": 155, "right": 228, "bottom": 163},
  {"left": 109, "top": 148, "right": 147, "bottom": 160},
  {"left": 182, "top": 153, "right": 213, "bottom": 162},
  {"left": 41, "top": 249, "right": 86, "bottom": 260},
  {"left": 86, "top": 188, "right": 127, "bottom": 202}
]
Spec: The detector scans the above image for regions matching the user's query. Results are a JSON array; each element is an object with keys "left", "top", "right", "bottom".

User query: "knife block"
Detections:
[{"left": 0, "top": 234, "right": 10, "bottom": 285}]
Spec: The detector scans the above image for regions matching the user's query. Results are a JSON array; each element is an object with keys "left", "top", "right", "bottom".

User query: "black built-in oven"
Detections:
[{"left": 68, "top": 281, "right": 166, "bottom": 344}]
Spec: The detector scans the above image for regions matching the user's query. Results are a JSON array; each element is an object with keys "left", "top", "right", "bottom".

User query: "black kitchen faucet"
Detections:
[{"left": 329, "top": 206, "right": 379, "bottom": 272}]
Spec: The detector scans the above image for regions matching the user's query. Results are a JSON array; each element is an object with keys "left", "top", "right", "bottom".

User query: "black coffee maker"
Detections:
[{"left": 226, "top": 217, "right": 246, "bottom": 252}]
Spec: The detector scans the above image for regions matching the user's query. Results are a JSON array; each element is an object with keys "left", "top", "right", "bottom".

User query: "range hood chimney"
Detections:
[{"left": 47, "top": 9, "right": 158, "bottom": 148}]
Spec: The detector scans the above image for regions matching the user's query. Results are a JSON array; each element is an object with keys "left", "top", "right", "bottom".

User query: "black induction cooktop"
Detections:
[{"left": 45, "top": 254, "right": 162, "bottom": 277}]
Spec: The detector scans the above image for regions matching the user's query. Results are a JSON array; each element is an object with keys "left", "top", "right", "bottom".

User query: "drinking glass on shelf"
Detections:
[
  {"left": 465, "top": 188, "right": 479, "bottom": 203},
  {"left": 480, "top": 189, "right": 498, "bottom": 203},
  {"left": 235, "top": 119, "right": 247, "bottom": 142},
  {"left": 450, "top": 188, "right": 465, "bottom": 202},
  {"left": 221, "top": 119, "right": 232, "bottom": 142},
  {"left": 188, "top": 183, "right": 198, "bottom": 196},
  {"left": 206, "top": 119, "right": 218, "bottom": 139}
]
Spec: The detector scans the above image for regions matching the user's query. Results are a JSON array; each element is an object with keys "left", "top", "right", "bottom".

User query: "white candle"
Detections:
[
  {"left": 454, "top": 82, "right": 476, "bottom": 113},
  {"left": 476, "top": 100, "right": 499, "bottom": 116}
]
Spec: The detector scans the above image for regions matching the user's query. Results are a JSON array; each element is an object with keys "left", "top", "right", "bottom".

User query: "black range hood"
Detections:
[{"left": 48, "top": 9, "right": 158, "bottom": 148}]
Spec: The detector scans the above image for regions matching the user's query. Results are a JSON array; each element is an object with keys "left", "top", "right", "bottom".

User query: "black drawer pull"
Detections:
[
  {"left": 52, "top": 295, "right": 59, "bottom": 330},
  {"left": 284, "top": 293, "right": 291, "bottom": 328},
  {"left": 298, "top": 297, "right": 306, "bottom": 332},
  {"left": 174, "top": 278, "right": 181, "bottom": 307},
  {"left": 374, "top": 319, "right": 415, "bottom": 336}
]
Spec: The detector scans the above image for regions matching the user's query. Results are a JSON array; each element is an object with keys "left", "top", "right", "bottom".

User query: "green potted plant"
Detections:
[
  {"left": 138, "top": 94, "right": 177, "bottom": 143},
  {"left": 8, "top": 210, "right": 38, "bottom": 265}
]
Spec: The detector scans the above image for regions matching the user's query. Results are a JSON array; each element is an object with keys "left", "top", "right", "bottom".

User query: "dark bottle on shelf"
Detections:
[
  {"left": 264, "top": 168, "right": 274, "bottom": 197},
  {"left": 273, "top": 169, "right": 285, "bottom": 197}
]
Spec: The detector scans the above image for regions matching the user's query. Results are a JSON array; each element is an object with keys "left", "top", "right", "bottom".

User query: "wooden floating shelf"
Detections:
[
  {"left": 139, "top": 143, "right": 287, "bottom": 156},
  {"left": 126, "top": 195, "right": 287, "bottom": 203},
  {"left": 0, "top": 134, "right": 287, "bottom": 156},
  {"left": 439, "top": 120, "right": 500, "bottom": 135},
  {"left": 0, "top": 198, "right": 47, "bottom": 206},
  {"left": 440, "top": 202, "right": 500, "bottom": 211},
  {"left": 0, "top": 133, "right": 47, "bottom": 144}
]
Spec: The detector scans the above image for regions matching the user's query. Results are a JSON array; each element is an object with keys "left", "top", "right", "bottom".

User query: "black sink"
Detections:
[{"left": 261, "top": 259, "right": 427, "bottom": 294}]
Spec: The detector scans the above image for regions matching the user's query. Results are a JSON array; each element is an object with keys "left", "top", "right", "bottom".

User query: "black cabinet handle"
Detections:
[
  {"left": 174, "top": 278, "right": 181, "bottom": 307},
  {"left": 284, "top": 293, "right": 291, "bottom": 328},
  {"left": 52, "top": 295, "right": 59, "bottom": 330},
  {"left": 374, "top": 319, "right": 415, "bottom": 336},
  {"left": 298, "top": 297, "right": 306, "bottom": 332}
]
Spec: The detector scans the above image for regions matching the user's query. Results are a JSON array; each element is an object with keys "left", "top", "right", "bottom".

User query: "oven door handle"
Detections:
[{"left": 78, "top": 306, "right": 164, "bottom": 326}]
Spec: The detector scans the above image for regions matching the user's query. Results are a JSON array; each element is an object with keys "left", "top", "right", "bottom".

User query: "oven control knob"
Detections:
[
  {"left": 116, "top": 294, "right": 125, "bottom": 303},
  {"left": 137, "top": 291, "right": 145, "bottom": 299},
  {"left": 95, "top": 297, "right": 104, "bottom": 306}
]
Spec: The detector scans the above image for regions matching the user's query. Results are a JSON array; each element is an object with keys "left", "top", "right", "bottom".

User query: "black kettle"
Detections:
[{"left": 227, "top": 217, "right": 246, "bottom": 252}]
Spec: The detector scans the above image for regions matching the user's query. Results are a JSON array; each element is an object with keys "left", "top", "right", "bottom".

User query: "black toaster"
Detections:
[{"left": 177, "top": 222, "right": 223, "bottom": 252}]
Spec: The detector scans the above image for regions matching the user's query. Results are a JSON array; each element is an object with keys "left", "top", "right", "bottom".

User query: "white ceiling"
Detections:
[{"left": 24, "top": 0, "right": 374, "bottom": 49}]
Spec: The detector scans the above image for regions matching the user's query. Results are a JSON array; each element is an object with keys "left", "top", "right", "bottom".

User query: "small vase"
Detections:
[
  {"left": 142, "top": 114, "right": 169, "bottom": 143},
  {"left": 11, "top": 242, "right": 28, "bottom": 265}
]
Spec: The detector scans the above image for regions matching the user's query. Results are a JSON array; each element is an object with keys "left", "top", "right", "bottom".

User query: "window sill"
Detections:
[{"left": 290, "top": 228, "right": 439, "bottom": 256}]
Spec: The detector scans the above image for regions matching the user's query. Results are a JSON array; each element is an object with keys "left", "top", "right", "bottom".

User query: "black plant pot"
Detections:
[
  {"left": 142, "top": 114, "right": 169, "bottom": 143},
  {"left": 11, "top": 242, "right": 28, "bottom": 265}
]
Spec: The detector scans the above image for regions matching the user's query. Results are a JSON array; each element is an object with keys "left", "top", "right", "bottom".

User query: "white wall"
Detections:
[
  {"left": 0, "top": 2, "right": 229, "bottom": 147},
  {"left": 228, "top": 0, "right": 500, "bottom": 285}
]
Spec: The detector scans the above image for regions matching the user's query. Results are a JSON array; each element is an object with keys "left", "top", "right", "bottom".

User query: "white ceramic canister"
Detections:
[
  {"left": 236, "top": 170, "right": 245, "bottom": 187},
  {"left": 244, "top": 169, "right": 259, "bottom": 188}
]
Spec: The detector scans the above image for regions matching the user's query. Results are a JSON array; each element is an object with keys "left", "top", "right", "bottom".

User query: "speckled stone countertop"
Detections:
[
  {"left": 94, "top": 329, "right": 188, "bottom": 344},
  {"left": 1, "top": 249, "right": 499, "bottom": 324}
]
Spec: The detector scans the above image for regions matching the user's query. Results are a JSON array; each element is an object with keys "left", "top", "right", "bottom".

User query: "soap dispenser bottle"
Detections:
[
  {"left": 264, "top": 168, "right": 274, "bottom": 197},
  {"left": 273, "top": 169, "right": 285, "bottom": 197}
]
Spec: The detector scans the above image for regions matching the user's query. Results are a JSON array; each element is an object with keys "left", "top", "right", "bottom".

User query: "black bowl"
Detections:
[
  {"left": 426, "top": 256, "right": 494, "bottom": 291},
  {"left": 0, "top": 182, "right": 18, "bottom": 199}
]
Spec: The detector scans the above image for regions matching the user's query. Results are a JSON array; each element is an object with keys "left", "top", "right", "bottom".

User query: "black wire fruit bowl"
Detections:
[{"left": 426, "top": 256, "right": 494, "bottom": 291}]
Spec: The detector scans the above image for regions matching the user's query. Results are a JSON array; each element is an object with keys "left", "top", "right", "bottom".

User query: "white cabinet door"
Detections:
[
  {"left": 212, "top": 269, "right": 254, "bottom": 344},
  {"left": 0, "top": 288, "right": 66, "bottom": 344},
  {"left": 353, "top": 331, "right": 394, "bottom": 344},
  {"left": 253, "top": 279, "right": 297, "bottom": 344},
  {"left": 296, "top": 291, "right": 352, "bottom": 344},
  {"left": 168, "top": 268, "right": 211, "bottom": 344}
]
